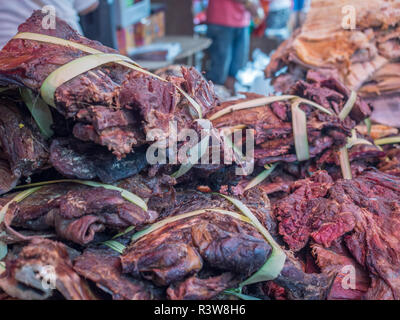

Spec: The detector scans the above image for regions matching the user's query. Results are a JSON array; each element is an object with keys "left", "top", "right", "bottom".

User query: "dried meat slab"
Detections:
[
  {"left": 275, "top": 169, "right": 400, "bottom": 299},
  {"left": 5, "top": 177, "right": 170, "bottom": 245},
  {"left": 0, "top": 11, "right": 218, "bottom": 158},
  {"left": 210, "top": 75, "right": 371, "bottom": 165},
  {"left": 121, "top": 190, "right": 330, "bottom": 300},
  {"left": 264, "top": 0, "right": 400, "bottom": 128}
]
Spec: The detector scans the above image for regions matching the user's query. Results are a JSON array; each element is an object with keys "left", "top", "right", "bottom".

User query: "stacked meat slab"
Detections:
[
  {"left": 0, "top": 11, "right": 218, "bottom": 193},
  {"left": 0, "top": 10, "right": 400, "bottom": 300},
  {"left": 265, "top": 0, "right": 400, "bottom": 128}
]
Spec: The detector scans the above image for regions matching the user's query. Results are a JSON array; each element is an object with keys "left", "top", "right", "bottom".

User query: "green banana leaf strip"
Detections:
[
  {"left": 375, "top": 136, "right": 400, "bottom": 146},
  {"left": 244, "top": 163, "right": 278, "bottom": 191},
  {"left": 14, "top": 32, "right": 202, "bottom": 118},
  {"left": 20, "top": 88, "right": 54, "bottom": 139},
  {"left": 346, "top": 129, "right": 372, "bottom": 149},
  {"left": 339, "top": 146, "right": 352, "bottom": 180},
  {"left": 0, "top": 241, "right": 7, "bottom": 261},
  {"left": 112, "top": 226, "right": 135, "bottom": 239},
  {"left": 103, "top": 240, "right": 126, "bottom": 254},
  {"left": 339, "top": 90, "right": 357, "bottom": 121},
  {"left": 291, "top": 99, "right": 310, "bottom": 161},
  {"left": 364, "top": 118, "right": 372, "bottom": 136},
  {"left": 217, "top": 194, "right": 286, "bottom": 287}
]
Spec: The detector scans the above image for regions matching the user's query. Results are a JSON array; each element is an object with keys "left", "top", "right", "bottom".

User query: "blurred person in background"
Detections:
[
  {"left": 0, "top": 0, "right": 99, "bottom": 49},
  {"left": 206, "top": 0, "right": 263, "bottom": 93},
  {"left": 290, "top": 0, "right": 311, "bottom": 30}
]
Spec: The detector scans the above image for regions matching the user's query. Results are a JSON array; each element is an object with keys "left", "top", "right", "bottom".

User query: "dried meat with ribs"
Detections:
[
  {"left": 209, "top": 75, "right": 371, "bottom": 166},
  {"left": 0, "top": 11, "right": 218, "bottom": 159}
]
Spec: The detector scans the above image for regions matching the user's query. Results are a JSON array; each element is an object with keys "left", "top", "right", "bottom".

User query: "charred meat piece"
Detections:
[
  {"left": 275, "top": 169, "right": 400, "bottom": 299},
  {"left": 116, "top": 172, "right": 176, "bottom": 212},
  {"left": 50, "top": 138, "right": 149, "bottom": 183},
  {"left": 0, "top": 239, "right": 95, "bottom": 300},
  {"left": 121, "top": 211, "right": 271, "bottom": 288},
  {"left": 0, "top": 11, "right": 217, "bottom": 158},
  {"left": 121, "top": 190, "right": 330, "bottom": 300},
  {"left": 274, "top": 254, "right": 331, "bottom": 300},
  {"left": 0, "top": 98, "right": 48, "bottom": 194},
  {"left": 49, "top": 138, "right": 99, "bottom": 180},
  {"left": 73, "top": 247, "right": 162, "bottom": 300},
  {"left": 120, "top": 191, "right": 273, "bottom": 294}
]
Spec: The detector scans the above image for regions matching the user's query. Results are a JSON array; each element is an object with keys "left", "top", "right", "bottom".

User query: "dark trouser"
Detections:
[{"left": 206, "top": 24, "right": 250, "bottom": 85}]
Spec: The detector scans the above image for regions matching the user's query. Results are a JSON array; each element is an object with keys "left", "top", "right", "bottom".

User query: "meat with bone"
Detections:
[
  {"left": 209, "top": 76, "right": 371, "bottom": 166},
  {"left": 0, "top": 11, "right": 218, "bottom": 159},
  {"left": 0, "top": 239, "right": 96, "bottom": 300},
  {"left": 275, "top": 169, "right": 400, "bottom": 299},
  {"left": 265, "top": 0, "right": 400, "bottom": 128}
]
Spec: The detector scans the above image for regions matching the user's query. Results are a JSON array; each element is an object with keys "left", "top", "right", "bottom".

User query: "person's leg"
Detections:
[
  {"left": 206, "top": 24, "right": 234, "bottom": 86},
  {"left": 228, "top": 26, "right": 250, "bottom": 93}
]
